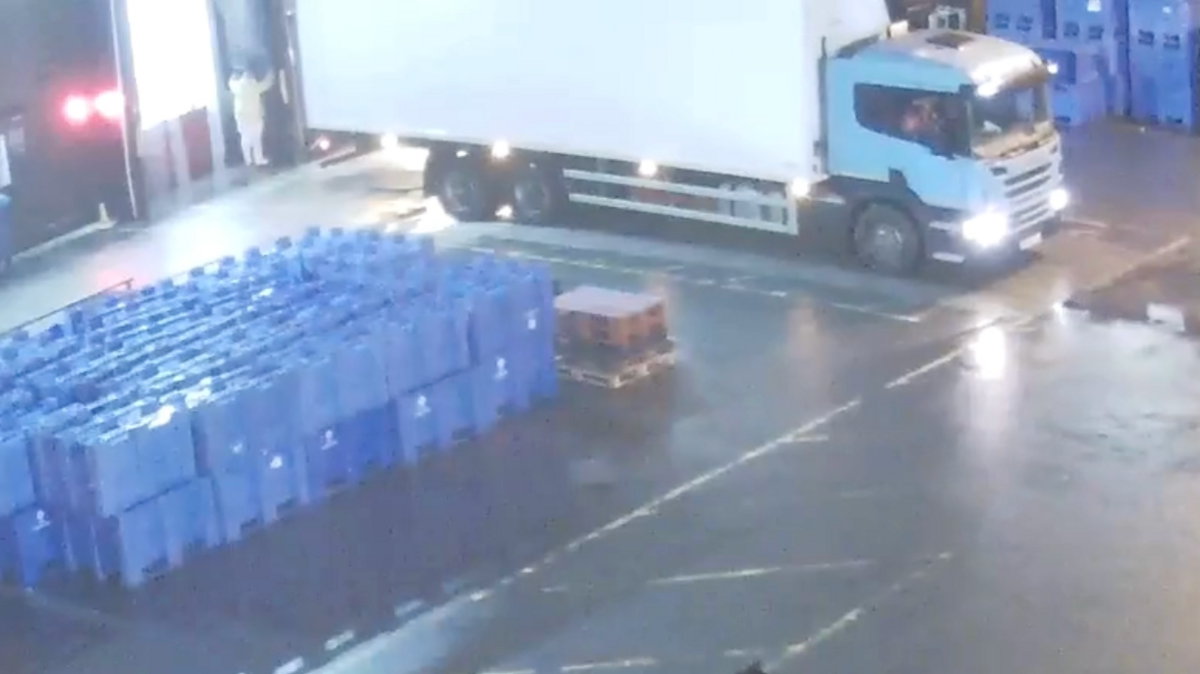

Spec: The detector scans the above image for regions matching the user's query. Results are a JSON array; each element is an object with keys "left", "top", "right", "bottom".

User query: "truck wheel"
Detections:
[
  {"left": 437, "top": 160, "right": 494, "bottom": 221},
  {"left": 852, "top": 203, "right": 922, "bottom": 275},
  {"left": 511, "top": 162, "right": 565, "bottom": 225}
]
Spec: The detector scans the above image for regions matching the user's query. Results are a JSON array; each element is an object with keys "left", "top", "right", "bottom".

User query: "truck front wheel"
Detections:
[
  {"left": 511, "top": 162, "right": 565, "bottom": 225},
  {"left": 437, "top": 158, "right": 494, "bottom": 222},
  {"left": 852, "top": 203, "right": 922, "bottom": 276}
]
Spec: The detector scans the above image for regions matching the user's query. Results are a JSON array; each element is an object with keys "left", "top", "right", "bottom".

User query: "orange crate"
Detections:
[{"left": 554, "top": 286, "right": 667, "bottom": 349}]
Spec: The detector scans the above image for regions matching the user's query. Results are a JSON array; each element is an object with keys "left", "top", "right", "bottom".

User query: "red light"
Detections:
[
  {"left": 63, "top": 95, "right": 91, "bottom": 125},
  {"left": 94, "top": 90, "right": 124, "bottom": 121}
]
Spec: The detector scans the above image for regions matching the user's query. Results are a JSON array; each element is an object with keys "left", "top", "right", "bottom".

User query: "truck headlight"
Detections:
[
  {"left": 1049, "top": 187, "right": 1069, "bottom": 211},
  {"left": 962, "top": 211, "right": 1009, "bottom": 247}
]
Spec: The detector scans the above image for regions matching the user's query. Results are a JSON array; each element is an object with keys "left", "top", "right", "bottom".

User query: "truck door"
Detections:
[{"left": 843, "top": 83, "right": 970, "bottom": 210}]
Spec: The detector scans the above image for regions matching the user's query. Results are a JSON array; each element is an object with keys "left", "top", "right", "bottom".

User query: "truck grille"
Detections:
[{"left": 987, "top": 141, "right": 1060, "bottom": 233}]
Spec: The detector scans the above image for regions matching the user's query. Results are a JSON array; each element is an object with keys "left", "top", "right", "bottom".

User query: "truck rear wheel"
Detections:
[
  {"left": 852, "top": 203, "right": 922, "bottom": 276},
  {"left": 437, "top": 159, "right": 494, "bottom": 222},
  {"left": 511, "top": 162, "right": 565, "bottom": 225}
]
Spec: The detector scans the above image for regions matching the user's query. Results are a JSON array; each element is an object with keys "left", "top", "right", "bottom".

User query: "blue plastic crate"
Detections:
[
  {"left": 159, "top": 477, "right": 220, "bottom": 564},
  {"left": 352, "top": 404, "right": 401, "bottom": 470},
  {"left": 64, "top": 426, "right": 146, "bottom": 516},
  {"left": 0, "top": 194, "right": 11, "bottom": 268},
  {"left": 135, "top": 402, "right": 198, "bottom": 496},
  {"left": 189, "top": 389, "right": 250, "bottom": 474},
  {"left": 1033, "top": 41, "right": 1103, "bottom": 84},
  {"left": 431, "top": 371, "right": 482, "bottom": 448},
  {"left": 0, "top": 433, "right": 35, "bottom": 517},
  {"left": 333, "top": 336, "right": 390, "bottom": 417},
  {"left": 0, "top": 507, "right": 66, "bottom": 586},
  {"left": 210, "top": 472, "right": 260, "bottom": 542},
  {"left": 296, "top": 351, "right": 341, "bottom": 434},
  {"left": 395, "top": 388, "right": 438, "bottom": 463},
  {"left": 1129, "top": 0, "right": 1200, "bottom": 34},
  {"left": 470, "top": 352, "right": 534, "bottom": 434},
  {"left": 1098, "top": 38, "right": 1132, "bottom": 114},
  {"left": 382, "top": 320, "right": 420, "bottom": 396},
  {"left": 467, "top": 283, "right": 517, "bottom": 361},
  {"left": 412, "top": 300, "right": 471, "bottom": 385},
  {"left": 988, "top": 0, "right": 1057, "bottom": 41},
  {"left": 1132, "top": 26, "right": 1199, "bottom": 58},
  {"left": 1129, "top": 47, "right": 1198, "bottom": 128},
  {"left": 1053, "top": 77, "right": 1109, "bottom": 125},
  {"left": 1130, "top": 75, "right": 1196, "bottom": 128},
  {"left": 85, "top": 499, "right": 170, "bottom": 588},
  {"left": 251, "top": 436, "right": 311, "bottom": 520},
  {"left": 302, "top": 423, "right": 355, "bottom": 499},
  {"left": 241, "top": 375, "right": 291, "bottom": 440},
  {"left": 1057, "top": 0, "right": 1129, "bottom": 41}
]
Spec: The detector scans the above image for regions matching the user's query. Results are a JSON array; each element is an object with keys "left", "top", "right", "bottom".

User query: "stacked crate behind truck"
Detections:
[
  {"left": 1057, "top": 0, "right": 1128, "bottom": 44},
  {"left": 1052, "top": 74, "right": 1109, "bottom": 125},
  {"left": 988, "top": 0, "right": 1056, "bottom": 41},
  {"left": 1129, "top": 0, "right": 1199, "bottom": 129},
  {"left": 555, "top": 287, "right": 667, "bottom": 350},
  {"left": 0, "top": 193, "right": 10, "bottom": 270},
  {"left": 1054, "top": 0, "right": 1132, "bottom": 115}
]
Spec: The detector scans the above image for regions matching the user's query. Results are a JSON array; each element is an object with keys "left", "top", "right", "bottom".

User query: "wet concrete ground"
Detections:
[{"left": 4, "top": 122, "right": 1200, "bottom": 674}]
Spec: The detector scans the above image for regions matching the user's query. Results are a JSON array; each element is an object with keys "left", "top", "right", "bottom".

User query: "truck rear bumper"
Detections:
[{"left": 925, "top": 215, "right": 1062, "bottom": 265}]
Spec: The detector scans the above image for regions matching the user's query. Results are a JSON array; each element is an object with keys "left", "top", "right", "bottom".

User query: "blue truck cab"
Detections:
[{"left": 823, "top": 28, "right": 1066, "bottom": 272}]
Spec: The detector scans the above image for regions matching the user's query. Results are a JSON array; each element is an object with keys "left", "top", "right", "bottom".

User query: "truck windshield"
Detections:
[{"left": 970, "top": 84, "right": 1049, "bottom": 146}]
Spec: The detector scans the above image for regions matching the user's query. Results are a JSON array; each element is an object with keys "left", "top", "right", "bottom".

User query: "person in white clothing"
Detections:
[{"left": 228, "top": 68, "right": 275, "bottom": 166}]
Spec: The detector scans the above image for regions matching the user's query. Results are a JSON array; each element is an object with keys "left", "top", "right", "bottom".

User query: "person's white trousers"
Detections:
[{"left": 238, "top": 120, "right": 266, "bottom": 166}]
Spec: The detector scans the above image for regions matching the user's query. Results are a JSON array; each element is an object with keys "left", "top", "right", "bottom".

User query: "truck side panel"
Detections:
[{"left": 294, "top": 0, "right": 821, "bottom": 183}]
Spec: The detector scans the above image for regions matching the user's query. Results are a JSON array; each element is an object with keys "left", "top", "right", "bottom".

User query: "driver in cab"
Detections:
[{"left": 900, "top": 97, "right": 943, "bottom": 146}]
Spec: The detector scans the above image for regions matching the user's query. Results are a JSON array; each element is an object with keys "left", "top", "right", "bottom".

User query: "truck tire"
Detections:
[
  {"left": 852, "top": 202, "right": 922, "bottom": 275},
  {"left": 437, "top": 158, "right": 495, "bottom": 222},
  {"left": 511, "top": 162, "right": 565, "bottom": 225}
]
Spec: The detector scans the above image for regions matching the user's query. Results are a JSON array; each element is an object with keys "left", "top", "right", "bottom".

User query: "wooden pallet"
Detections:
[{"left": 556, "top": 343, "right": 677, "bottom": 389}]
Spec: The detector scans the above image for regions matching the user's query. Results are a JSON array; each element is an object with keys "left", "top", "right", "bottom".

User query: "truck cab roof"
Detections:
[{"left": 848, "top": 29, "right": 1044, "bottom": 89}]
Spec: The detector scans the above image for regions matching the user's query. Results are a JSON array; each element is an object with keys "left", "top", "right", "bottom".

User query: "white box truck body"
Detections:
[{"left": 293, "top": 0, "right": 1068, "bottom": 275}]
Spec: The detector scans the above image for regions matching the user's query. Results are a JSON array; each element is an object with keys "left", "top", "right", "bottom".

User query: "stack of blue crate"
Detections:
[
  {"left": 1054, "top": 0, "right": 1132, "bottom": 116},
  {"left": 1129, "top": 0, "right": 1200, "bottom": 130},
  {"left": 988, "top": 0, "right": 1135, "bottom": 120},
  {"left": 0, "top": 228, "right": 558, "bottom": 589},
  {"left": 988, "top": 0, "right": 1058, "bottom": 42},
  {"left": 1030, "top": 41, "right": 1111, "bottom": 125}
]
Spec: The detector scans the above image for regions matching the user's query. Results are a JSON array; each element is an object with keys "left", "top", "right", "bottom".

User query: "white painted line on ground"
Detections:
[
  {"left": 556, "top": 399, "right": 861, "bottom": 558},
  {"left": 539, "top": 559, "right": 874, "bottom": 595},
  {"left": 274, "top": 657, "right": 305, "bottom": 674},
  {"left": 647, "top": 560, "right": 874, "bottom": 586},
  {"left": 561, "top": 657, "right": 658, "bottom": 672},
  {"left": 324, "top": 630, "right": 356, "bottom": 652},
  {"left": 787, "top": 434, "right": 829, "bottom": 444},
  {"left": 884, "top": 350, "right": 962, "bottom": 389},
  {"left": 764, "top": 552, "right": 953, "bottom": 671},
  {"left": 825, "top": 301, "right": 924, "bottom": 324}
]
